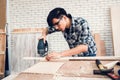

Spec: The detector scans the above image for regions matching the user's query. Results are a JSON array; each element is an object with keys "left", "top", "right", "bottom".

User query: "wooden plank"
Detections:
[
  {"left": 22, "top": 62, "right": 64, "bottom": 74},
  {"left": 0, "top": 29, "right": 6, "bottom": 77},
  {"left": 57, "top": 61, "right": 113, "bottom": 77},
  {"left": 0, "top": 29, "right": 6, "bottom": 51},
  {"left": 2, "top": 74, "right": 110, "bottom": 80},
  {"left": 23, "top": 57, "right": 69, "bottom": 62},
  {"left": 54, "top": 76, "right": 110, "bottom": 80},
  {"left": 100, "top": 40, "right": 106, "bottom": 56},
  {"left": 14, "top": 62, "right": 64, "bottom": 80},
  {"left": 94, "top": 33, "right": 101, "bottom": 56},
  {"left": 14, "top": 73, "right": 54, "bottom": 80},
  {"left": 0, "top": 0, "right": 6, "bottom": 29},
  {"left": 0, "top": 53, "right": 5, "bottom": 77},
  {"left": 23, "top": 56, "right": 120, "bottom": 61},
  {"left": 111, "top": 6, "right": 120, "bottom": 56},
  {"left": 12, "top": 28, "right": 43, "bottom": 34},
  {"left": 14, "top": 60, "right": 119, "bottom": 80}
]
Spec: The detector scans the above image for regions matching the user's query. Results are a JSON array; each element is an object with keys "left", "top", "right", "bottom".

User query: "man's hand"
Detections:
[
  {"left": 45, "top": 52, "right": 62, "bottom": 61},
  {"left": 42, "top": 28, "right": 48, "bottom": 43},
  {"left": 38, "top": 28, "right": 48, "bottom": 43}
]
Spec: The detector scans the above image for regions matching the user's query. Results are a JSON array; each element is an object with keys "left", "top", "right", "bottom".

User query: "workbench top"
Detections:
[{"left": 3, "top": 56, "right": 120, "bottom": 80}]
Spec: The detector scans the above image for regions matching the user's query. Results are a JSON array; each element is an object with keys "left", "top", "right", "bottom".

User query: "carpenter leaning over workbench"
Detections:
[{"left": 42, "top": 7, "right": 97, "bottom": 61}]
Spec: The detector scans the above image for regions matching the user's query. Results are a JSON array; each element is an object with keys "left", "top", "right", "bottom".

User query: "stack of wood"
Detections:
[{"left": 0, "top": 29, "right": 6, "bottom": 78}]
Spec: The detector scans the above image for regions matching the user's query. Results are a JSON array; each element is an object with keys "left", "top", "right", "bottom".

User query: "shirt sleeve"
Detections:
[{"left": 78, "top": 18, "right": 91, "bottom": 45}]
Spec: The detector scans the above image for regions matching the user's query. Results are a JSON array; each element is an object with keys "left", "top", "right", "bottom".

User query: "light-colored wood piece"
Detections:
[
  {"left": 0, "top": 0, "right": 6, "bottom": 29},
  {"left": 0, "top": 29, "right": 6, "bottom": 51},
  {"left": 94, "top": 33, "right": 101, "bottom": 56},
  {"left": 94, "top": 33, "right": 106, "bottom": 56},
  {"left": 14, "top": 73, "right": 54, "bottom": 80},
  {"left": 111, "top": 6, "right": 120, "bottom": 56},
  {"left": 13, "top": 60, "right": 120, "bottom": 80},
  {"left": 23, "top": 62, "right": 64, "bottom": 74},
  {"left": 11, "top": 28, "right": 43, "bottom": 34},
  {"left": 2, "top": 74, "right": 110, "bottom": 80},
  {"left": 14, "top": 62, "right": 64, "bottom": 80},
  {"left": 100, "top": 40, "right": 106, "bottom": 56},
  {"left": 0, "top": 29, "right": 6, "bottom": 77},
  {"left": 0, "top": 53, "right": 5, "bottom": 77},
  {"left": 23, "top": 56, "right": 120, "bottom": 61},
  {"left": 57, "top": 61, "right": 112, "bottom": 78}
]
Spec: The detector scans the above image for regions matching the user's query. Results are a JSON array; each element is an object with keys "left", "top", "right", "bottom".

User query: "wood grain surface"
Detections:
[{"left": 14, "top": 60, "right": 120, "bottom": 80}]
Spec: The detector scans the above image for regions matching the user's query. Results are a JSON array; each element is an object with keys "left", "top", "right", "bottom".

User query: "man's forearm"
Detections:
[
  {"left": 60, "top": 44, "right": 88, "bottom": 57},
  {"left": 42, "top": 27, "right": 48, "bottom": 36}
]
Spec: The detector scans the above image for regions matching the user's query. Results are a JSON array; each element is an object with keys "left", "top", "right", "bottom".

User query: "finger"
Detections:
[
  {"left": 41, "top": 34, "right": 46, "bottom": 43},
  {"left": 45, "top": 56, "right": 50, "bottom": 61},
  {"left": 43, "top": 37, "right": 46, "bottom": 43}
]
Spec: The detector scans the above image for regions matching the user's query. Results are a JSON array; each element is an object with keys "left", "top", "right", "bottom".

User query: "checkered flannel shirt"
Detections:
[{"left": 63, "top": 17, "right": 97, "bottom": 56}]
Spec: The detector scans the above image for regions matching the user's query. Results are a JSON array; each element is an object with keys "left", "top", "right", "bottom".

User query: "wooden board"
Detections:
[
  {"left": 12, "top": 28, "right": 43, "bottom": 34},
  {"left": 2, "top": 74, "right": 110, "bottom": 80},
  {"left": 57, "top": 61, "right": 113, "bottom": 77},
  {"left": 13, "top": 60, "right": 120, "bottom": 80},
  {"left": 22, "top": 62, "right": 64, "bottom": 74},
  {"left": 94, "top": 33, "right": 106, "bottom": 56},
  {"left": 94, "top": 33, "right": 101, "bottom": 56},
  {"left": 0, "top": 29, "right": 6, "bottom": 78},
  {"left": 0, "top": 0, "right": 6, "bottom": 29},
  {"left": 0, "top": 53, "right": 5, "bottom": 77},
  {"left": 0, "top": 29, "right": 6, "bottom": 51},
  {"left": 100, "top": 40, "right": 106, "bottom": 56},
  {"left": 111, "top": 6, "right": 120, "bottom": 56},
  {"left": 23, "top": 56, "right": 120, "bottom": 61},
  {"left": 14, "top": 73, "right": 54, "bottom": 80},
  {"left": 14, "top": 62, "right": 64, "bottom": 80}
]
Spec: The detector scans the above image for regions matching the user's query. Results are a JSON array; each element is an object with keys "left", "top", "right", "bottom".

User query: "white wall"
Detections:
[{"left": 8, "top": 0, "right": 120, "bottom": 56}]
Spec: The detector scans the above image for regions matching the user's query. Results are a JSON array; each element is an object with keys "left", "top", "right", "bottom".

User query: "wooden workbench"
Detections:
[{"left": 3, "top": 56, "right": 120, "bottom": 80}]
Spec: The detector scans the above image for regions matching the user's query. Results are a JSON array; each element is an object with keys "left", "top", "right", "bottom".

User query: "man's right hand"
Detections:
[{"left": 41, "top": 28, "right": 48, "bottom": 43}]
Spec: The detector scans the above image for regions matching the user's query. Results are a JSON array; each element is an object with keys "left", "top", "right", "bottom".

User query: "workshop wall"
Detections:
[{"left": 8, "top": 0, "right": 120, "bottom": 57}]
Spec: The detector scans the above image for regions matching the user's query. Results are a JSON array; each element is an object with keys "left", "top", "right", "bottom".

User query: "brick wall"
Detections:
[{"left": 8, "top": 0, "right": 120, "bottom": 56}]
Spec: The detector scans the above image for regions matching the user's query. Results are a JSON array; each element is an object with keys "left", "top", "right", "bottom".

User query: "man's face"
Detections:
[{"left": 52, "top": 16, "right": 66, "bottom": 31}]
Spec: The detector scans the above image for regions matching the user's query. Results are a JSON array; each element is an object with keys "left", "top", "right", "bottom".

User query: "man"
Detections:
[{"left": 42, "top": 7, "right": 97, "bottom": 61}]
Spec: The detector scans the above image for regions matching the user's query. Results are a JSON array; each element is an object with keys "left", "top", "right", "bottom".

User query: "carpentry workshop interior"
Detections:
[{"left": 0, "top": 0, "right": 120, "bottom": 80}]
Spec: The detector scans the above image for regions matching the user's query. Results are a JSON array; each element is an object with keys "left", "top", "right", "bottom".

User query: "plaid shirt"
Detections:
[
  {"left": 63, "top": 17, "right": 97, "bottom": 56},
  {"left": 48, "top": 17, "right": 97, "bottom": 56}
]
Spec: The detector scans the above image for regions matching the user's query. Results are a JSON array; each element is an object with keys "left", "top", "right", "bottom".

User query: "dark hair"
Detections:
[{"left": 47, "top": 7, "right": 71, "bottom": 27}]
